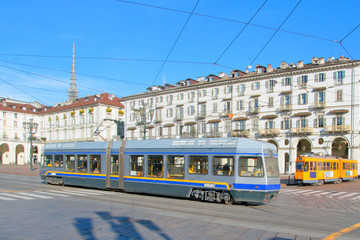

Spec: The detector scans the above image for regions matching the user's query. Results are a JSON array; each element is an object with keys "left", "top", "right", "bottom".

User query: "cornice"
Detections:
[{"left": 123, "top": 60, "right": 360, "bottom": 101}]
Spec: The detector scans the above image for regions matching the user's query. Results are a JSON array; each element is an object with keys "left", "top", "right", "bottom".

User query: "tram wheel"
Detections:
[
  {"left": 224, "top": 197, "right": 234, "bottom": 205},
  {"left": 317, "top": 180, "right": 324, "bottom": 186}
]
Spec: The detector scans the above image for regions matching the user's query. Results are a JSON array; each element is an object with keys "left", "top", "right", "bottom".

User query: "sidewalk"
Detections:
[{"left": 0, "top": 164, "right": 40, "bottom": 176}]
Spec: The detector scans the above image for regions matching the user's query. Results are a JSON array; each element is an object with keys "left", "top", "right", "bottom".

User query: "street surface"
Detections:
[{"left": 0, "top": 169, "right": 359, "bottom": 239}]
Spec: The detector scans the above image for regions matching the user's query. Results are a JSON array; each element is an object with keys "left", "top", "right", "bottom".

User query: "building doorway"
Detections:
[
  {"left": 331, "top": 137, "right": 348, "bottom": 159},
  {"left": 297, "top": 139, "right": 312, "bottom": 157}
]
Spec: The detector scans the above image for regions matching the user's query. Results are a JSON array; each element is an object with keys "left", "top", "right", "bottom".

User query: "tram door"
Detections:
[{"left": 106, "top": 141, "right": 125, "bottom": 190}]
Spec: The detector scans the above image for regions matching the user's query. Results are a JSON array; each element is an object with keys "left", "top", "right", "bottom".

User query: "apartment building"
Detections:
[
  {"left": 123, "top": 56, "right": 360, "bottom": 174},
  {"left": 0, "top": 93, "right": 124, "bottom": 165}
]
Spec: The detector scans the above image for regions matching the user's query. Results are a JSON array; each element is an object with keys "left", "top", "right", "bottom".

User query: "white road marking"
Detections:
[
  {"left": 0, "top": 196, "right": 16, "bottom": 201},
  {"left": 35, "top": 191, "right": 70, "bottom": 197},
  {"left": 338, "top": 192, "right": 359, "bottom": 199},
  {"left": 16, "top": 192, "right": 53, "bottom": 199},
  {"left": 0, "top": 193, "right": 35, "bottom": 200},
  {"left": 325, "top": 192, "right": 347, "bottom": 198},
  {"left": 303, "top": 190, "right": 324, "bottom": 195}
]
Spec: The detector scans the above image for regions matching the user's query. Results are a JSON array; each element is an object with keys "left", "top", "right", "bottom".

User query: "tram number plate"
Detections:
[
  {"left": 51, "top": 173, "right": 56, "bottom": 176},
  {"left": 204, "top": 183, "right": 215, "bottom": 188}
]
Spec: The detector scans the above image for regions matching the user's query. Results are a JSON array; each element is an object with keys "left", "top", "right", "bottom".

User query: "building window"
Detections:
[
  {"left": 188, "top": 106, "right": 195, "bottom": 116},
  {"left": 268, "top": 97, "right": 274, "bottom": 107},
  {"left": 283, "top": 77, "right": 292, "bottom": 86},
  {"left": 237, "top": 84, "right": 246, "bottom": 96},
  {"left": 236, "top": 100, "right": 244, "bottom": 111},
  {"left": 223, "top": 101, "right": 231, "bottom": 113},
  {"left": 298, "top": 93, "right": 308, "bottom": 105},
  {"left": 281, "top": 116, "right": 290, "bottom": 129},
  {"left": 334, "top": 70, "right": 345, "bottom": 84},
  {"left": 297, "top": 117, "right": 308, "bottom": 128},
  {"left": 252, "top": 117, "right": 259, "bottom": 131},
  {"left": 336, "top": 90, "right": 343, "bottom": 102},
  {"left": 251, "top": 82, "right": 260, "bottom": 90},
  {"left": 167, "top": 108, "right": 173, "bottom": 118},
  {"left": 212, "top": 103, "right": 218, "bottom": 113},
  {"left": 314, "top": 113, "right": 325, "bottom": 128},
  {"left": 200, "top": 89, "right": 207, "bottom": 97},
  {"left": 224, "top": 85, "right": 232, "bottom": 94},
  {"left": 315, "top": 73, "right": 326, "bottom": 82},
  {"left": 212, "top": 88, "right": 219, "bottom": 99},
  {"left": 334, "top": 114, "right": 345, "bottom": 126},
  {"left": 265, "top": 120, "right": 275, "bottom": 129},
  {"left": 178, "top": 93, "right": 184, "bottom": 100},
  {"left": 200, "top": 123, "right": 206, "bottom": 134}
]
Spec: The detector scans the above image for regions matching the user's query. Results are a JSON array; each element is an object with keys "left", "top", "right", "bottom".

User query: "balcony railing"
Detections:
[
  {"left": 291, "top": 127, "right": 313, "bottom": 135},
  {"left": 174, "top": 115, "right": 183, "bottom": 121},
  {"left": 247, "top": 107, "right": 259, "bottom": 115},
  {"left": 182, "top": 132, "right": 197, "bottom": 138},
  {"left": 197, "top": 112, "right": 206, "bottom": 119},
  {"left": 204, "top": 132, "right": 222, "bottom": 138},
  {"left": 279, "top": 104, "right": 292, "bottom": 112},
  {"left": 313, "top": 101, "right": 326, "bottom": 109},
  {"left": 231, "top": 129, "right": 250, "bottom": 137},
  {"left": 258, "top": 128, "right": 280, "bottom": 136},
  {"left": 326, "top": 125, "right": 351, "bottom": 133}
]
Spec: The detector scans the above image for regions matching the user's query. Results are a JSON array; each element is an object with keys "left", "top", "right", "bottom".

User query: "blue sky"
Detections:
[{"left": 0, "top": 0, "right": 359, "bottom": 106}]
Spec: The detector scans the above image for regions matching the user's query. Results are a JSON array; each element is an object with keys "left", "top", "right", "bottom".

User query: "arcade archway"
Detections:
[
  {"left": 297, "top": 139, "right": 312, "bottom": 157},
  {"left": 331, "top": 137, "right": 348, "bottom": 159}
]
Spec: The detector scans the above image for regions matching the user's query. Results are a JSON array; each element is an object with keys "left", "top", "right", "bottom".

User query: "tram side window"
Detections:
[
  {"left": 130, "top": 155, "right": 144, "bottom": 176},
  {"left": 318, "top": 162, "right": 323, "bottom": 171},
  {"left": 90, "top": 155, "right": 101, "bottom": 174},
  {"left": 342, "top": 162, "right": 346, "bottom": 170},
  {"left": 213, "top": 156, "right": 234, "bottom": 176},
  {"left": 167, "top": 155, "right": 185, "bottom": 179},
  {"left": 189, "top": 156, "right": 208, "bottom": 175},
  {"left": 323, "top": 162, "right": 326, "bottom": 170},
  {"left": 54, "top": 155, "right": 63, "bottom": 168},
  {"left": 148, "top": 155, "right": 163, "bottom": 178},
  {"left": 43, "top": 155, "right": 52, "bottom": 167},
  {"left": 326, "top": 162, "right": 331, "bottom": 170},
  {"left": 111, "top": 155, "right": 119, "bottom": 175},
  {"left": 303, "top": 162, "right": 309, "bottom": 172},
  {"left": 65, "top": 155, "right": 75, "bottom": 172},
  {"left": 333, "top": 162, "right": 337, "bottom": 170},
  {"left": 77, "top": 155, "right": 88, "bottom": 173},
  {"left": 265, "top": 155, "right": 279, "bottom": 178},
  {"left": 239, "top": 157, "right": 264, "bottom": 177}
]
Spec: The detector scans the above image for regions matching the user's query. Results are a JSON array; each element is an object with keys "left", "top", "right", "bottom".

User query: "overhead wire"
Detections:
[
  {"left": 214, "top": 0, "right": 269, "bottom": 64},
  {"left": 0, "top": 59, "right": 150, "bottom": 87},
  {"left": 249, "top": 0, "right": 302, "bottom": 67},
  {"left": 151, "top": 0, "right": 200, "bottom": 86},
  {"left": 0, "top": 77, "right": 50, "bottom": 106},
  {"left": 115, "top": 0, "right": 337, "bottom": 43}
]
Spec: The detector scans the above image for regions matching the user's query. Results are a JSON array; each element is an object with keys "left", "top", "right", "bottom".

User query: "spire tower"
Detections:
[{"left": 67, "top": 42, "right": 79, "bottom": 101}]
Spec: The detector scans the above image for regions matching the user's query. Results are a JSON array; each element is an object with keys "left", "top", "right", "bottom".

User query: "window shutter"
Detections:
[
  {"left": 298, "top": 95, "right": 301, "bottom": 104},
  {"left": 305, "top": 94, "right": 308, "bottom": 104},
  {"left": 296, "top": 120, "right": 300, "bottom": 128},
  {"left": 333, "top": 71, "right": 337, "bottom": 80},
  {"left": 297, "top": 76, "right": 301, "bottom": 84},
  {"left": 281, "top": 121, "right": 284, "bottom": 129},
  {"left": 332, "top": 117, "right": 336, "bottom": 126},
  {"left": 306, "top": 119, "right": 308, "bottom": 127},
  {"left": 315, "top": 74, "right": 319, "bottom": 82},
  {"left": 323, "top": 118, "right": 326, "bottom": 127},
  {"left": 265, "top": 81, "right": 268, "bottom": 89}
]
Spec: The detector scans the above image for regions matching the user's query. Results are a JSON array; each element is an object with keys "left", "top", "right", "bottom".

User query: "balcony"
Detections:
[
  {"left": 312, "top": 101, "right": 326, "bottom": 109},
  {"left": 219, "top": 110, "right": 231, "bottom": 118},
  {"left": 154, "top": 118, "right": 162, "bottom": 124},
  {"left": 174, "top": 115, "right": 183, "bottom": 121},
  {"left": 231, "top": 129, "right": 250, "bottom": 137},
  {"left": 279, "top": 104, "right": 292, "bottom": 112},
  {"left": 197, "top": 112, "right": 206, "bottom": 120},
  {"left": 291, "top": 127, "right": 313, "bottom": 135},
  {"left": 258, "top": 128, "right": 280, "bottom": 136},
  {"left": 182, "top": 132, "right": 197, "bottom": 138},
  {"left": 204, "top": 132, "right": 222, "bottom": 138},
  {"left": 326, "top": 125, "right": 351, "bottom": 133},
  {"left": 247, "top": 107, "right": 259, "bottom": 115}
]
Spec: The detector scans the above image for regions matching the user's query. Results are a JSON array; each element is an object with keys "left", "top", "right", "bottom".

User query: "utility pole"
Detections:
[
  {"left": 134, "top": 103, "right": 154, "bottom": 140},
  {"left": 23, "top": 119, "right": 38, "bottom": 171}
]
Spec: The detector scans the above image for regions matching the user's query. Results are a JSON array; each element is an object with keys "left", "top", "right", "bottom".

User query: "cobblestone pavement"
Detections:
[{"left": 0, "top": 164, "right": 40, "bottom": 176}]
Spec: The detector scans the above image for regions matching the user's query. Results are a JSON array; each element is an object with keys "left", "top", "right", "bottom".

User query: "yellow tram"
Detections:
[{"left": 295, "top": 154, "right": 358, "bottom": 185}]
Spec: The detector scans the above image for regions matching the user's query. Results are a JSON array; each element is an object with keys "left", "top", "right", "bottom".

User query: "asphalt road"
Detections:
[{"left": 0, "top": 174, "right": 359, "bottom": 240}]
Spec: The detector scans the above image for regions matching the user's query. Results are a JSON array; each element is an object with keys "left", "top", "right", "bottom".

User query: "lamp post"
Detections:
[
  {"left": 134, "top": 103, "right": 154, "bottom": 140},
  {"left": 23, "top": 119, "right": 38, "bottom": 171}
]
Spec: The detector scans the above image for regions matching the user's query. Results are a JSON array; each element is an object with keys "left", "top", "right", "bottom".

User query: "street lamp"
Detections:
[
  {"left": 23, "top": 119, "right": 39, "bottom": 171},
  {"left": 134, "top": 103, "right": 154, "bottom": 140}
]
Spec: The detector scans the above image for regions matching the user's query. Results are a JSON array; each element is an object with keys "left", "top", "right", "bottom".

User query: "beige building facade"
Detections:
[{"left": 123, "top": 57, "right": 360, "bottom": 174}]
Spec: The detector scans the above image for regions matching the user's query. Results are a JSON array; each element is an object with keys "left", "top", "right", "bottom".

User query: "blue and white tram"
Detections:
[{"left": 40, "top": 138, "right": 280, "bottom": 204}]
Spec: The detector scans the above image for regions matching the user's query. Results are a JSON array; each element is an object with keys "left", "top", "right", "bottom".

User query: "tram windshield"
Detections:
[{"left": 296, "top": 161, "right": 308, "bottom": 172}]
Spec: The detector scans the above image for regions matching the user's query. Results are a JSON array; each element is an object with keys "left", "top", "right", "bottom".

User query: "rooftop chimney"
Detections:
[
  {"left": 267, "top": 64, "right": 273, "bottom": 72},
  {"left": 280, "top": 61, "right": 289, "bottom": 69},
  {"left": 297, "top": 60, "right": 304, "bottom": 68}
]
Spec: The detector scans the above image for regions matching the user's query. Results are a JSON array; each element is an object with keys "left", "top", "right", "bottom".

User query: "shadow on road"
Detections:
[{"left": 74, "top": 211, "right": 171, "bottom": 240}]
